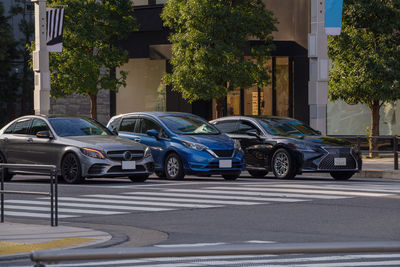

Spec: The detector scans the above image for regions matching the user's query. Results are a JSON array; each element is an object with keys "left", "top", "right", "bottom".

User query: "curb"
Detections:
[{"left": 301, "top": 169, "right": 400, "bottom": 180}]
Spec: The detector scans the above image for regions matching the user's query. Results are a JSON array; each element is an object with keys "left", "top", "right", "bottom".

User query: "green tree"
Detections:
[
  {"left": 49, "top": 0, "right": 138, "bottom": 119},
  {"left": 328, "top": 0, "right": 400, "bottom": 156},
  {"left": 0, "top": 2, "right": 19, "bottom": 127},
  {"left": 161, "top": 0, "right": 277, "bottom": 117}
]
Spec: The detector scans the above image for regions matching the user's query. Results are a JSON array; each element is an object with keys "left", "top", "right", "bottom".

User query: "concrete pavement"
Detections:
[{"left": 0, "top": 157, "right": 399, "bottom": 262}]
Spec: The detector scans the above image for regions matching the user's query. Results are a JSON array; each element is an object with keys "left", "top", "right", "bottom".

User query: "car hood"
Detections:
[
  {"left": 179, "top": 134, "right": 234, "bottom": 150},
  {"left": 276, "top": 135, "right": 352, "bottom": 147},
  {"left": 62, "top": 135, "right": 147, "bottom": 151}
]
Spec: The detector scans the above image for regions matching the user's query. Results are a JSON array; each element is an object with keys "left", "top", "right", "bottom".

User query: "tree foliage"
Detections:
[
  {"left": 161, "top": 0, "right": 277, "bottom": 107},
  {"left": 48, "top": 0, "right": 137, "bottom": 119}
]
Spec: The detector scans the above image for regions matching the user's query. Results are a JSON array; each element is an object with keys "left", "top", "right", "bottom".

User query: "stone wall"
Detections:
[{"left": 49, "top": 90, "right": 111, "bottom": 125}]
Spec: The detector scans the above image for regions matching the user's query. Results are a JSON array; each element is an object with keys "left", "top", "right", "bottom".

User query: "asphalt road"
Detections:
[{"left": 2, "top": 173, "right": 400, "bottom": 266}]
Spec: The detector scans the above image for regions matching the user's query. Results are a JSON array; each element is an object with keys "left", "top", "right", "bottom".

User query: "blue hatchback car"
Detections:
[{"left": 107, "top": 112, "right": 245, "bottom": 180}]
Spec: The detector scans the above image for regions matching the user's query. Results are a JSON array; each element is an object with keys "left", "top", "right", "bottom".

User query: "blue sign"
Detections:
[{"left": 325, "top": 0, "right": 343, "bottom": 35}]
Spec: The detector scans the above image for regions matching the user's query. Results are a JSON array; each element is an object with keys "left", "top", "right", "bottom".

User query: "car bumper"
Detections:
[{"left": 80, "top": 155, "right": 154, "bottom": 178}]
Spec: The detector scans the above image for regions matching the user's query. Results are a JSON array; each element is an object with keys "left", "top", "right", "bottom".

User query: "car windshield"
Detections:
[
  {"left": 160, "top": 115, "right": 220, "bottom": 135},
  {"left": 258, "top": 118, "right": 320, "bottom": 136},
  {"left": 48, "top": 117, "right": 112, "bottom": 137}
]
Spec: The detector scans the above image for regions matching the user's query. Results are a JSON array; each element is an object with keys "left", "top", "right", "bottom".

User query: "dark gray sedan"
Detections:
[{"left": 0, "top": 115, "right": 154, "bottom": 184}]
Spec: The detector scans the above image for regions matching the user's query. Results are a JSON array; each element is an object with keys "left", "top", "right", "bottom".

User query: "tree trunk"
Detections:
[
  {"left": 369, "top": 100, "right": 380, "bottom": 158},
  {"left": 89, "top": 93, "right": 97, "bottom": 120},
  {"left": 216, "top": 97, "right": 227, "bottom": 118}
]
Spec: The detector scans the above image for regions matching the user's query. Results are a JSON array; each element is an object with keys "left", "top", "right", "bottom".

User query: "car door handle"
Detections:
[
  {"left": 26, "top": 138, "right": 33, "bottom": 143},
  {"left": 134, "top": 138, "right": 141, "bottom": 142},
  {"left": 0, "top": 137, "right": 8, "bottom": 143}
]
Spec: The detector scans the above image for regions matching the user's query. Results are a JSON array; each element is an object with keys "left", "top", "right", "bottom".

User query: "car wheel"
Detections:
[
  {"left": 61, "top": 153, "right": 84, "bottom": 184},
  {"left": 248, "top": 170, "right": 269, "bottom": 178},
  {"left": 222, "top": 172, "right": 241, "bottom": 180},
  {"left": 155, "top": 171, "right": 166, "bottom": 178},
  {"left": 330, "top": 171, "right": 354, "bottom": 180},
  {"left": 128, "top": 174, "right": 149, "bottom": 182},
  {"left": 164, "top": 153, "right": 185, "bottom": 180},
  {"left": 271, "top": 148, "right": 296, "bottom": 179},
  {"left": 0, "top": 152, "right": 13, "bottom": 182}
]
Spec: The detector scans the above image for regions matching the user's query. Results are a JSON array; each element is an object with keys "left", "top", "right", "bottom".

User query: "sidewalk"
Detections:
[{"left": 0, "top": 157, "right": 399, "bottom": 262}]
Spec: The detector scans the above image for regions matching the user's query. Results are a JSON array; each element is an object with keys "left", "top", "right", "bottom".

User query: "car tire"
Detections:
[
  {"left": 271, "top": 148, "right": 296, "bottom": 179},
  {"left": 248, "top": 170, "right": 269, "bottom": 178},
  {"left": 330, "top": 171, "right": 354, "bottom": 180},
  {"left": 61, "top": 153, "right": 84, "bottom": 184},
  {"left": 128, "top": 174, "right": 149, "bottom": 182},
  {"left": 0, "top": 152, "right": 13, "bottom": 182},
  {"left": 222, "top": 172, "right": 241, "bottom": 180},
  {"left": 164, "top": 153, "right": 185, "bottom": 180}
]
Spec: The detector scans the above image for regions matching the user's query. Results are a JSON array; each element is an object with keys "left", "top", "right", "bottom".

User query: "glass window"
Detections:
[
  {"left": 139, "top": 118, "right": 161, "bottom": 134},
  {"left": 276, "top": 57, "right": 289, "bottom": 117},
  {"left": 214, "top": 121, "right": 238, "bottom": 134},
  {"left": 4, "top": 123, "right": 15, "bottom": 134},
  {"left": 235, "top": 121, "right": 261, "bottom": 135},
  {"left": 31, "top": 119, "right": 50, "bottom": 135},
  {"left": 160, "top": 115, "right": 219, "bottom": 135},
  {"left": 259, "top": 118, "right": 319, "bottom": 136},
  {"left": 120, "top": 118, "right": 138, "bottom": 133},
  {"left": 48, "top": 117, "right": 112, "bottom": 137},
  {"left": 227, "top": 89, "right": 240, "bottom": 116},
  {"left": 13, "top": 119, "right": 31, "bottom": 135},
  {"left": 108, "top": 117, "right": 121, "bottom": 132}
]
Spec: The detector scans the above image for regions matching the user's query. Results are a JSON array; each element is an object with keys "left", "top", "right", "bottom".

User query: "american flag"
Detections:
[{"left": 46, "top": 8, "right": 64, "bottom": 52}]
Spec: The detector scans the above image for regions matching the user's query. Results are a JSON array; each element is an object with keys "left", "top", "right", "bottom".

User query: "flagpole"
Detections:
[{"left": 32, "top": 0, "right": 50, "bottom": 116}]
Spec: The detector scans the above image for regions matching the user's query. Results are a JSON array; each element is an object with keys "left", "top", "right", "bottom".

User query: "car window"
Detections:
[
  {"left": 30, "top": 119, "right": 50, "bottom": 135},
  {"left": 139, "top": 118, "right": 162, "bottom": 134},
  {"left": 214, "top": 121, "right": 238, "bottom": 134},
  {"left": 160, "top": 115, "right": 220, "bottom": 135},
  {"left": 48, "top": 117, "right": 112, "bottom": 137},
  {"left": 235, "top": 121, "right": 261, "bottom": 135},
  {"left": 4, "top": 122, "right": 15, "bottom": 134},
  {"left": 13, "top": 119, "right": 32, "bottom": 135},
  {"left": 259, "top": 118, "right": 320, "bottom": 136},
  {"left": 119, "top": 118, "right": 138, "bottom": 132},
  {"left": 108, "top": 117, "right": 121, "bottom": 131}
]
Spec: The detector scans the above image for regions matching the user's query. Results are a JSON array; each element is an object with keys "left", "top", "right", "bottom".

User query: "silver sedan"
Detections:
[{"left": 0, "top": 115, "right": 154, "bottom": 184}]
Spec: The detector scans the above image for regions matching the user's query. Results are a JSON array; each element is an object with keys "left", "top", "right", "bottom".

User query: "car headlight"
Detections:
[
  {"left": 234, "top": 139, "right": 241, "bottom": 151},
  {"left": 294, "top": 143, "right": 316, "bottom": 152},
  {"left": 81, "top": 148, "right": 105, "bottom": 159},
  {"left": 182, "top": 140, "right": 207, "bottom": 151},
  {"left": 144, "top": 147, "right": 152, "bottom": 158}
]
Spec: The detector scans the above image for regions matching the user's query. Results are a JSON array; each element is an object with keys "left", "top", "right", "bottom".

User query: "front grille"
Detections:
[
  {"left": 318, "top": 148, "right": 357, "bottom": 170},
  {"left": 108, "top": 165, "right": 145, "bottom": 173},
  {"left": 212, "top": 149, "right": 234, "bottom": 158},
  {"left": 107, "top": 150, "right": 144, "bottom": 161},
  {"left": 206, "top": 162, "right": 242, "bottom": 169}
]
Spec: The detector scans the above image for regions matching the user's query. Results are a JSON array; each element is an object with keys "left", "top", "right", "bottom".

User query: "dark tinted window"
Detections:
[
  {"left": 139, "top": 118, "right": 161, "bottom": 134},
  {"left": 160, "top": 115, "right": 219, "bottom": 135},
  {"left": 30, "top": 119, "right": 50, "bottom": 135},
  {"left": 4, "top": 123, "right": 15, "bottom": 134},
  {"left": 119, "top": 118, "right": 138, "bottom": 132},
  {"left": 259, "top": 118, "right": 320, "bottom": 136},
  {"left": 13, "top": 119, "right": 31, "bottom": 134},
  {"left": 48, "top": 117, "right": 112, "bottom": 137},
  {"left": 214, "top": 121, "right": 238, "bottom": 134},
  {"left": 235, "top": 121, "right": 261, "bottom": 135}
]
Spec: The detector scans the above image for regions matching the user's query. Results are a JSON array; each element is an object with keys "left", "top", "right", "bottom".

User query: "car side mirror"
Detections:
[
  {"left": 147, "top": 129, "right": 159, "bottom": 139},
  {"left": 36, "top": 131, "right": 52, "bottom": 139},
  {"left": 316, "top": 130, "right": 322, "bottom": 135},
  {"left": 246, "top": 129, "right": 260, "bottom": 138},
  {"left": 112, "top": 128, "right": 118, "bottom": 135}
]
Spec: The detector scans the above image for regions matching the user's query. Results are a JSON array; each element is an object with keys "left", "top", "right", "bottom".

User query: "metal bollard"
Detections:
[{"left": 394, "top": 136, "right": 398, "bottom": 170}]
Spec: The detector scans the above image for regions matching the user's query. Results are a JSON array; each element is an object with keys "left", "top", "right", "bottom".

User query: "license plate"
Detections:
[
  {"left": 122, "top": 161, "right": 136, "bottom": 170},
  {"left": 334, "top": 158, "right": 346, "bottom": 166},
  {"left": 219, "top": 160, "right": 232, "bottom": 168}
]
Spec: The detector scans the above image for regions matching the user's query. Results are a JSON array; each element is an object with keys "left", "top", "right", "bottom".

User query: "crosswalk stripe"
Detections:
[
  {"left": 177, "top": 188, "right": 390, "bottom": 197},
  {"left": 207, "top": 187, "right": 348, "bottom": 199},
  {"left": 155, "top": 243, "right": 226, "bottom": 248},
  {"left": 163, "top": 189, "right": 312, "bottom": 202},
  {"left": 4, "top": 211, "right": 76, "bottom": 218},
  {"left": 124, "top": 191, "right": 304, "bottom": 202},
  {"left": 294, "top": 260, "right": 400, "bottom": 267},
  {"left": 51, "top": 197, "right": 222, "bottom": 209},
  {"left": 84, "top": 194, "right": 262, "bottom": 205},
  {"left": 4, "top": 205, "right": 127, "bottom": 215},
  {"left": 6, "top": 200, "right": 174, "bottom": 212}
]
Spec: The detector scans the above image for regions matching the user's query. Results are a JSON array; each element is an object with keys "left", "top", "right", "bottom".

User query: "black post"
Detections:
[
  {"left": 50, "top": 169, "right": 54, "bottom": 227},
  {"left": 394, "top": 136, "right": 398, "bottom": 170},
  {"left": 1, "top": 166, "right": 4, "bottom": 223},
  {"left": 55, "top": 169, "right": 58, "bottom": 226},
  {"left": 357, "top": 136, "right": 361, "bottom": 152}
]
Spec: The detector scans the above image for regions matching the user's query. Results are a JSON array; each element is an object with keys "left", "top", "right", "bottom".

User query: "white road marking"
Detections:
[
  {"left": 155, "top": 242, "right": 226, "bottom": 248},
  {"left": 4, "top": 211, "right": 76, "bottom": 218},
  {"left": 4, "top": 205, "right": 127, "bottom": 215}
]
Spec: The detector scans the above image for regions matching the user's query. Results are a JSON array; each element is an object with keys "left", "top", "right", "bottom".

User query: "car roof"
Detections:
[
  {"left": 115, "top": 112, "right": 201, "bottom": 119},
  {"left": 211, "top": 115, "right": 298, "bottom": 121}
]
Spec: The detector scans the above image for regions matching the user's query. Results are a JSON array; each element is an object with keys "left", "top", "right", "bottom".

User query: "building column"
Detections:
[
  {"left": 32, "top": 0, "right": 51, "bottom": 115},
  {"left": 308, "top": 0, "right": 328, "bottom": 134}
]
